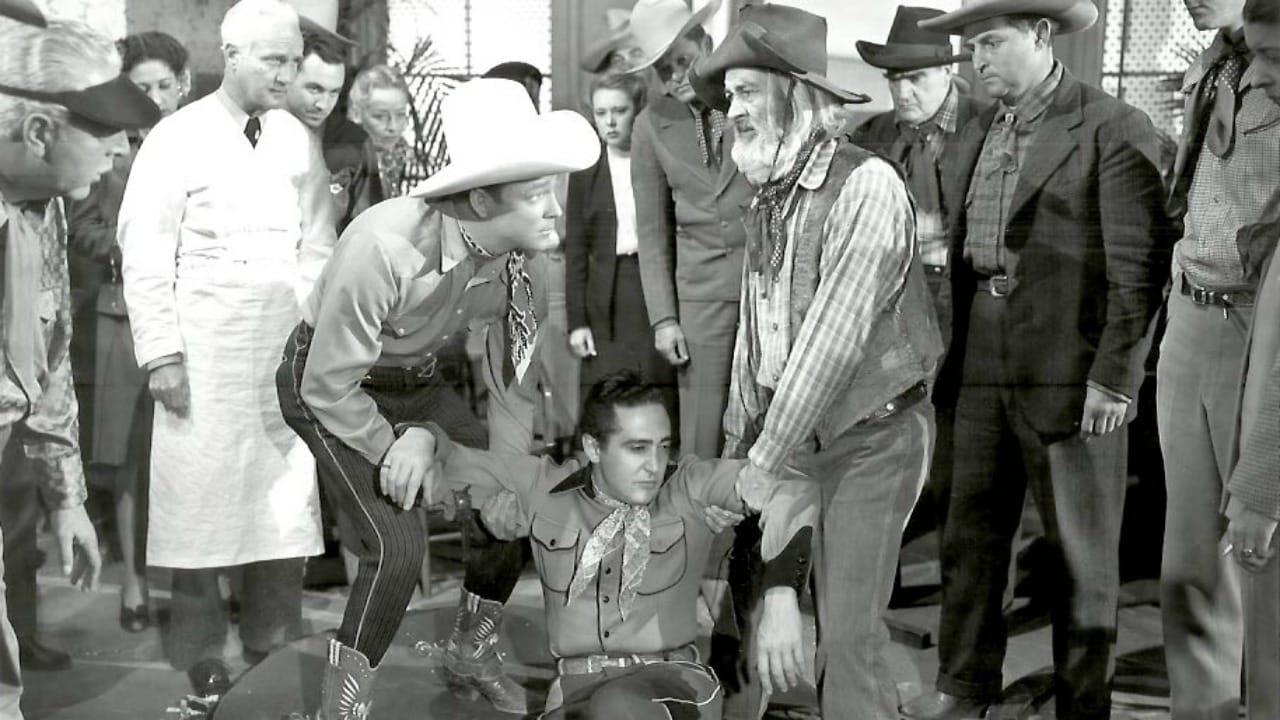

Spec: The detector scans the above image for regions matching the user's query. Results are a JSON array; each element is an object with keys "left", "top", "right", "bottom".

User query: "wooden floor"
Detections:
[{"left": 16, "top": 539, "right": 1177, "bottom": 719}]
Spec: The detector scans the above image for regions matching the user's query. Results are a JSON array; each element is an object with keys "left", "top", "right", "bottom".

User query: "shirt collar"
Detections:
[
  {"left": 797, "top": 137, "right": 839, "bottom": 192},
  {"left": 999, "top": 61, "right": 1064, "bottom": 126},
  {"left": 214, "top": 87, "right": 254, "bottom": 128}
]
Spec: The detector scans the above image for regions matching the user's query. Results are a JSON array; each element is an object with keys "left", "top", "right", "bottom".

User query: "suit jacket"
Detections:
[
  {"left": 565, "top": 148, "right": 623, "bottom": 339},
  {"left": 937, "top": 70, "right": 1172, "bottom": 440},
  {"left": 631, "top": 94, "right": 755, "bottom": 327},
  {"left": 850, "top": 90, "right": 982, "bottom": 173}
]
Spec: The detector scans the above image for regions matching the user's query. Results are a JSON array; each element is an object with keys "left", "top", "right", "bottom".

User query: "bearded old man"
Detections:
[{"left": 689, "top": 5, "right": 944, "bottom": 718}]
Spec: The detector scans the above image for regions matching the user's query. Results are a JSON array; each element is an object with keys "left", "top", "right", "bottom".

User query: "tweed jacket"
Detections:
[
  {"left": 631, "top": 94, "right": 756, "bottom": 326},
  {"left": 937, "top": 70, "right": 1172, "bottom": 440}
]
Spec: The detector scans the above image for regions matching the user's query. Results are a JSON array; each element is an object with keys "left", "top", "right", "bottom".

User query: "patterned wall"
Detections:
[{"left": 1102, "top": 0, "right": 1214, "bottom": 139}]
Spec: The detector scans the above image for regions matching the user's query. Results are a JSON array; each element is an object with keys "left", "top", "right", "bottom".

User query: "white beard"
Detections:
[{"left": 731, "top": 119, "right": 805, "bottom": 186}]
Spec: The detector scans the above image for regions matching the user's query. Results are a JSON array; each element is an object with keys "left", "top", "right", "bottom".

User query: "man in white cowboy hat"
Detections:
[
  {"left": 117, "top": 0, "right": 336, "bottom": 684},
  {"left": 275, "top": 77, "right": 599, "bottom": 719},
  {"left": 1155, "top": 0, "right": 1280, "bottom": 714},
  {"left": 900, "top": 1, "right": 1170, "bottom": 718},
  {"left": 689, "top": 4, "right": 944, "bottom": 718}
]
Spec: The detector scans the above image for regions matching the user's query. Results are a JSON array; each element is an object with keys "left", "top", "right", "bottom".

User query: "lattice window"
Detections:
[
  {"left": 386, "top": 0, "right": 553, "bottom": 187},
  {"left": 1102, "top": 0, "right": 1214, "bottom": 139}
]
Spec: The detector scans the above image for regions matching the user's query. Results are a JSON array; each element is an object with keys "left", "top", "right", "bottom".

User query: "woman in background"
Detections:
[
  {"left": 565, "top": 72, "right": 677, "bottom": 431},
  {"left": 328, "top": 64, "right": 412, "bottom": 231},
  {"left": 66, "top": 30, "right": 190, "bottom": 633}
]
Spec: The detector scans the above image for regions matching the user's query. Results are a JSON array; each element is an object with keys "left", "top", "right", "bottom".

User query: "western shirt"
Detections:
[
  {"left": 423, "top": 425, "right": 818, "bottom": 659},
  {"left": 963, "top": 62, "right": 1065, "bottom": 275},
  {"left": 300, "top": 196, "right": 544, "bottom": 464},
  {"left": 0, "top": 196, "right": 86, "bottom": 509},
  {"left": 725, "top": 141, "right": 919, "bottom": 474}
]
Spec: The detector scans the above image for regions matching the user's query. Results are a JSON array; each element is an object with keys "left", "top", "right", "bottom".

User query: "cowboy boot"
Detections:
[
  {"left": 284, "top": 639, "right": 377, "bottom": 720},
  {"left": 442, "top": 590, "right": 528, "bottom": 714}
]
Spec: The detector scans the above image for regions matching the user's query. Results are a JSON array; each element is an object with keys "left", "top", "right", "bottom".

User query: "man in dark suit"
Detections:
[{"left": 900, "top": 1, "right": 1170, "bottom": 718}]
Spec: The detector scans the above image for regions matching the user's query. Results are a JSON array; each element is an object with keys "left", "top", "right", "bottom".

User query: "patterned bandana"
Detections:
[
  {"left": 456, "top": 219, "right": 538, "bottom": 373},
  {"left": 747, "top": 126, "right": 828, "bottom": 287},
  {"left": 376, "top": 138, "right": 410, "bottom": 198},
  {"left": 566, "top": 476, "right": 651, "bottom": 620},
  {"left": 690, "top": 103, "right": 727, "bottom": 168},
  {"left": 1204, "top": 48, "right": 1248, "bottom": 159}
]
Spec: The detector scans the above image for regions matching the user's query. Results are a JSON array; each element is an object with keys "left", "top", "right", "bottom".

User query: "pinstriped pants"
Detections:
[{"left": 277, "top": 323, "right": 486, "bottom": 665}]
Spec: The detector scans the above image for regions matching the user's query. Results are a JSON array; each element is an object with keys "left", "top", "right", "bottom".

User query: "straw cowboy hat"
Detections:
[
  {"left": 690, "top": 3, "right": 871, "bottom": 113},
  {"left": 581, "top": 8, "right": 635, "bottom": 74},
  {"left": 0, "top": 0, "right": 45, "bottom": 26},
  {"left": 409, "top": 79, "right": 600, "bottom": 200},
  {"left": 918, "top": 0, "right": 1099, "bottom": 35},
  {"left": 856, "top": 6, "right": 971, "bottom": 71},
  {"left": 286, "top": 0, "right": 355, "bottom": 46},
  {"left": 625, "top": 0, "right": 722, "bottom": 73}
]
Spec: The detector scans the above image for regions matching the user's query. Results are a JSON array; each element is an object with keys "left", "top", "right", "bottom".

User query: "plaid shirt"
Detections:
[
  {"left": 0, "top": 197, "right": 87, "bottom": 510},
  {"left": 1175, "top": 45, "right": 1280, "bottom": 288},
  {"left": 902, "top": 85, "right": 959, "bottom": 268},
  {"left": 964, "top": 62, "right": 1065, "bottom": 275},
  {"left": 725, "top": 140, "right": 917, "bottom": 473}
]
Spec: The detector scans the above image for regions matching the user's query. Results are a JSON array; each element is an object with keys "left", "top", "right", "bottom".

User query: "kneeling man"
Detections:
[{"left": 419, "top": 370, "right": 817, "bottom": 719}]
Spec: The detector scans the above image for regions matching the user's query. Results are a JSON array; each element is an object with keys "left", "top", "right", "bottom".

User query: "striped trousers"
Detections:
[{"left": 277, "top": 323, "right": 487, "bottom": 664}]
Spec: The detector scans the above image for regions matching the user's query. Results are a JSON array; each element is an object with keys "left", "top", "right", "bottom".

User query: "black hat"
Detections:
[
  {"left": 690, "top": 4, "right": 871, "bottom": 113},
  {"left": 0, "top": 0, "right": 45, "bottom": 27},
  {"left": 856, "top": 6, "right": 971, "bottom": 71},
  {"left": 0, "top": 74, "right": 161, "bottom": 133}
]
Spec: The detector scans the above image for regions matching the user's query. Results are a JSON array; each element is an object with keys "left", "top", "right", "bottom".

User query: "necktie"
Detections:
[
  {"left": 567, "top": 478, "right": 651, "bottom": 620},
  {"left": 1205, "top": 51, "right": 1246, "bottom": 159},
  {"left": 691, "top": 104, "right": 726, "bottom": 168},
  {"left": 899, "top": 122, "right": 943, "bottom": 215},
  {"left": 244, "top": 116, "right": 261, "bottom": 148}
]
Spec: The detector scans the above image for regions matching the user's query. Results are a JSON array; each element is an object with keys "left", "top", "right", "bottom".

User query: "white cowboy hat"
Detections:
[
  {"left": 918, "top": 0, "right": 1098, "bottom": 36},
  {"left": 285, "top": 0, "right": 356, "bottom": 46},
  {"left": 581, "top": 8, "right": 636, "bottom": 73},
  {"left": 625, "top": 0, "right": 723, "bottom": 74},
  {"left": 409, "top": 79, "right": 600, "bottom": 200}
]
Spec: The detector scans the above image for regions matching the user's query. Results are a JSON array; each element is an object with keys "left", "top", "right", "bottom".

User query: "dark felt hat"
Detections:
[
  {"left": 856, "top": 6, "right": 971, "bottom": 71},
  {"left": 0, "top": 0, "right": 45, "bottom": 26},
  {"left": 690, "top": 3, "right": 871, "bottom": 112},
  {"left": 0, "top": 74, "right": 162, "bottom": 133}
]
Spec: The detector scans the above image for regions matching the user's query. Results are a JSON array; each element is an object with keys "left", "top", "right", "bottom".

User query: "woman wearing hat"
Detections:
[{"left": 276, "top": 78, "right": 599, "bottom": 718}]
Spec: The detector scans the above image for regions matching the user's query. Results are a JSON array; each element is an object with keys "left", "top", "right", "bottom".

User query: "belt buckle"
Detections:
[
  {"left": 415, "top": 354, "right": 438, "bottom": 380},
  {"left": 987, "top": 274, "right": 1010, "bottom": 298}
]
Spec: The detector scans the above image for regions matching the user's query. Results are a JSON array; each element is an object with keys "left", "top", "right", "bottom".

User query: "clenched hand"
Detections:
[{"left": 149, "top": 363, "right": 191, "bottom": 417}]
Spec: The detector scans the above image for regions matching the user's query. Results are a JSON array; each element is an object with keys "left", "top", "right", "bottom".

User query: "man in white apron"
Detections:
[{"left": 117, "top": 0, "right": 335, "bottom": 682}]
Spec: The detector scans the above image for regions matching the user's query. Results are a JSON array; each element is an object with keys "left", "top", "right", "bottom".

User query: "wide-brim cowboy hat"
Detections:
[
  {"left": 581, "top": 8, "right": 634, "bottom": 74},
  {"left": 856, "top": 6, "right": 971, "bottom": 71},
  {"left": 625, "top": 0, "right": 722, "bottom": 74},
  {"left": 409, "top": 79, "right": 600, "bottom": 200},
  {"left": 0, "top": 73, "right": 161, "bottom": 132},
  {"left": 690, "top": 3, "right": 871, "bottom": 113},
  {"left": 286, "top": 0, "right": 356, "bottom": 47},
  {"left": 0, "top": 0, "right": 45, "bottom": 26},
  {"left": 918, "top": 0, "right": 1099, "bottom": 36}
]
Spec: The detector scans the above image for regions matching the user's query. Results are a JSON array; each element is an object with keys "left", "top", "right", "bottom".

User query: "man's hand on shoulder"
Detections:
[{"left": 381, "top": 427, "right": 437, "bottom": 511}]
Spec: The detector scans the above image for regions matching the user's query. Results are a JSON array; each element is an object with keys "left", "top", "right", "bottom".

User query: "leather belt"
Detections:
[
  {"left": 860, "top": 381, "right": 929, "bottom": 425},
  {"left": 975, "top": 273, "right": 1016, "bottom": 298},
  {"left": 1180, "top": 274, "right": 1254, "bottom": 310},
  {"left": 556, "top": 643, "right": 699, "bottom": 676},
  {"left": 360, "top": 357, "right": 438, "bottom": 391},
  {"left": 922, "top": 263, "right": 947, "bottom": 277}
]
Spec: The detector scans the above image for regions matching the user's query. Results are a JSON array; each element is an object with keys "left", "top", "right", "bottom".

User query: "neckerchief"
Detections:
[
  {"left": 747, "top": 126, "right": 827, "bottom": 286},
  {"left": 566, "top": 476, "right": 651, "bottom": 620},
  {"left": 376, "top": 138, "right": 410, "bottom": 198},
  {"left": 1203, "top": 32, "right": 1251, "bottom": 159},
  {"left": 690, "top": 102, "right": 726, "bottom": 168},
  {"left": 456, "top": 219, "right": 538, "bottom": 373},
  {"left": 899, "top": 120, "right": 942, "bottom": 215}
]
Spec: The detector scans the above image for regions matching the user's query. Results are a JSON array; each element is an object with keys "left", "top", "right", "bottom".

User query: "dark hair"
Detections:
[
  {"left": 483, "top": 61, "right": 544, "bottom": 88},
  {"left": 580, "top": 371, "right": 668, "bottom": 444},
  {"left": 302, "top": 30, "right": 346, "bottom": 67},
  {"left": 1244, "top": 0, "right": 1280, "bottom": 25},
  {"left": 117, "top": 31, "right": 188, "bottom": 76},
  {"left": 588, "top": 72, "right": 647, "bottom": 115}
]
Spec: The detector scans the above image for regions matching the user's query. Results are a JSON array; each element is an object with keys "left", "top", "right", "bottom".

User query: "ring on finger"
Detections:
[{"left": 1242, "top": 548, "right": 1256, "bottom": 557}]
